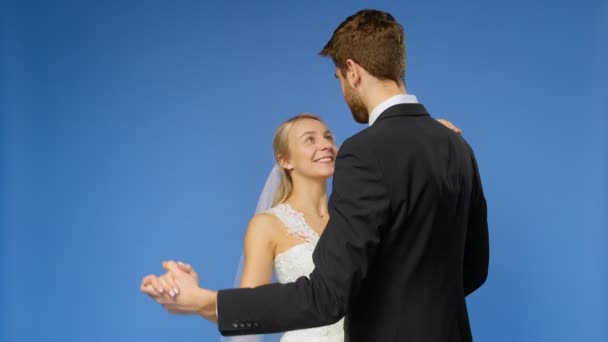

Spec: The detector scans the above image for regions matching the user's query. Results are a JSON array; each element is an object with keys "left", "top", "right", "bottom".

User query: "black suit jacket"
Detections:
[{"left": 218, "top": 104, "right": 489, "bottom": 341}]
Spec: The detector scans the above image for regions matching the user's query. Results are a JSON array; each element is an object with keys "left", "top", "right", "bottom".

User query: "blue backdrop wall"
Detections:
[{"left": 1, "top": 0, "right": 606, "bottom": 341}]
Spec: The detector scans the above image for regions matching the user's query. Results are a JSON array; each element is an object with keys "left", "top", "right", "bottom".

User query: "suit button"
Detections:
[
  {"left": 239, "top": 323, "right": 245, "bottom": 328},
  {"left": 246, "top": 322, "right": 252, "bottom": 328},
  {"left": 253, "top": 322, "right": 260, "bottom": 328},
  {"left": 232, "top": 323, "right": 238, "bottom": 328}
]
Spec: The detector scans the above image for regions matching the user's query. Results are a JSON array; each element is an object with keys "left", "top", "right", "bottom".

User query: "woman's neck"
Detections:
[{"left": 286, "top": 176, "right": 329, "bottom": 217}]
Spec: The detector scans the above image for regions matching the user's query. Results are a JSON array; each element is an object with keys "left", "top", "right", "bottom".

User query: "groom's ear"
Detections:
[{"left": 345, "top": 59, "right": 361, "bottom": 88}]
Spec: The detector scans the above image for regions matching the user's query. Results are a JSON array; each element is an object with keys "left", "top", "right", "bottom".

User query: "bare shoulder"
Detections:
[{"left": 245, "top": 212, "right": 284, "bottom": 242}]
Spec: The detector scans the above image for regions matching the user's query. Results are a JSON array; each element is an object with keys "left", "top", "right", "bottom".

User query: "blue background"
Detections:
[{"left": 1, "top": 0, "right": 606, "bottom": 341}]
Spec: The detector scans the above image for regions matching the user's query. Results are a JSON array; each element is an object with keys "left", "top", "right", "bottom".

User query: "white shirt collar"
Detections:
[{"left": 368, "top": 94, "right": 419, "bottom": 126}]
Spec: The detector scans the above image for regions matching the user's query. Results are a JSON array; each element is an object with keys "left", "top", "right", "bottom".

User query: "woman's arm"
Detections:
[
  {"left": 142, "top": 214, "right": 279, "bottom": 297},
  {"left": 239, "top": 213, "right": 278, "bottom": 288}
]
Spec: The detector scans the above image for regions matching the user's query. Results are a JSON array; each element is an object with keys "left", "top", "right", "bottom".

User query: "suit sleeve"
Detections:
[
  {"left": 463, "top": 146, "right": 489, "bottom": 296},
  {"left": 217, "top": 138, "right": 391, "bottom": 336}
]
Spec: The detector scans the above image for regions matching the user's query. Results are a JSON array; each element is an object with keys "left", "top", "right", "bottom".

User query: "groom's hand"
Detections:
[
  {"left": 140, "top": 261, "right": 218, "bottom": 323},
  {"left": 141, "top": 267, "right": 179, "bottom": 298},
  {"left": 142, "top": 260, "right": 199, "bottom": 297},
  {"left": 175, "top": 261, "right": 198, "bottom": 282}
]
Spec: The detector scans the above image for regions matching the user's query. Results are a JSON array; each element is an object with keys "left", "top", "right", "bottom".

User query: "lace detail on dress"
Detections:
[
  {"left": 264, "top": 204, "right": 344, "bottom": 342},
  {"left": 264, "top": 204, "right": 320, "bottom": 243}
]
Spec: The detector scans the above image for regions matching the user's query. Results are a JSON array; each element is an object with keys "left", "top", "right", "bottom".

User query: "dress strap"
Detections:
[{"left": 264, "top": 204, "right": 319, "bottom": 242}]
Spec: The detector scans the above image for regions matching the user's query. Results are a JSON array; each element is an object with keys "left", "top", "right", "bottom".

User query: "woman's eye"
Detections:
[{"left": 325, "top": 135, "right": 334, "bottom": 141}]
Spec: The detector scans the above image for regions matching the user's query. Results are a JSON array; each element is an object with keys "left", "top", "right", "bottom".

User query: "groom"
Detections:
[{"left": 142, "top": 9, "right": 489, "bottom": 341}]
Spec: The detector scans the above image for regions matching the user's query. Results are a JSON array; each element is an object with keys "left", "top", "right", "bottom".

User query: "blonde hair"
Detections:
[{"left": 272, "top": 113, "right": 325, "bottom": 206}]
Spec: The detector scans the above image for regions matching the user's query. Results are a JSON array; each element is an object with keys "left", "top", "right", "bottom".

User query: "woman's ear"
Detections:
[{"left": 278, "top": 154, "right": 294, "bottom": 171}]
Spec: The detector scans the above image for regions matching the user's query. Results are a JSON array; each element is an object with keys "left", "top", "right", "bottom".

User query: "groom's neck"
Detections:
[{"left": 363, "top": 80, "right": 407, "bottom": 114}]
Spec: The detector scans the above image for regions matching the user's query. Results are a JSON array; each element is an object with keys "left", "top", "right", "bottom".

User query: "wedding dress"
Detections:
[{"left": 266, "top": 203, "right": 344, "bottom": 342}]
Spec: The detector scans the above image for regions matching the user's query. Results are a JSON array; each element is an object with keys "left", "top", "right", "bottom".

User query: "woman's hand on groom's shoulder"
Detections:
[{"left": 437, "top": 118, "right": 463, "bottom": 134}]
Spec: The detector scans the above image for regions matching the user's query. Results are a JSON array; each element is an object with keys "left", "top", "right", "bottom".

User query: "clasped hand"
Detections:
[{"left": 140, "top": 260, "right": 218, "bottom": 322}]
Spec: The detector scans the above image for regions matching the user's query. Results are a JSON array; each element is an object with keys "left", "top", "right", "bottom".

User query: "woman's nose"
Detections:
[{"left": 318, "top": 141, "right": 333, "bottom": 151}]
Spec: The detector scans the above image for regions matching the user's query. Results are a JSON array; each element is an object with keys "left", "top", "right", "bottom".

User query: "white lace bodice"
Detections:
[{"left": 264, "top": 204, "right": 344, "bottom": 342}]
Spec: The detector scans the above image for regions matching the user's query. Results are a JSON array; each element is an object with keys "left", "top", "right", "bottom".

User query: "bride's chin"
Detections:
[
  {"left": 317, "top": 171, "right": 334, "bottom": 179},
  {"left": 308, "top": 172, "right": 332, "bottom": 181}
]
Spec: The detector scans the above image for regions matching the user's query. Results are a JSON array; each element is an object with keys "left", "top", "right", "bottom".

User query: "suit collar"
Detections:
[
  {"left": 375, "top": 103, "right": 430, "bottom": 123},
  {"left": 368, "top": 94, "right": 419, "bottom": 126}
]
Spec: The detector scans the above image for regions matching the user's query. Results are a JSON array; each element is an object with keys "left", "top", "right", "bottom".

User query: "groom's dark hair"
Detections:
[{"left": 320, "top": 9, "right": 406, "bottom": 85}]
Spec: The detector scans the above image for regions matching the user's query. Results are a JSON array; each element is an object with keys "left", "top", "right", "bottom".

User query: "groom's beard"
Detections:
[{"left": 344, "top": 84, "right": 369, "bottom": 124}]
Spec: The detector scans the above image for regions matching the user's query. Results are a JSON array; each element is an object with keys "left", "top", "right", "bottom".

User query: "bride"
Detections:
[
  {"left": 232, "top": 113, "right": 342, "bottom": 341},
  {"left": 141, "top": 114, "right": 461, "bottom": 341}
]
